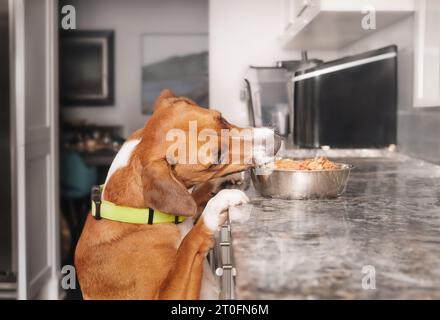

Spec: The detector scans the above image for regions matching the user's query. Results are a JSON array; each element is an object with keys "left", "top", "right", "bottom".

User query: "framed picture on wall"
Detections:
[
  {"left": 60, "top": 30, "right": 115, "bottom": 106},
  {"left": 141, "top": 33, "right": 209, "bottom": 114}
]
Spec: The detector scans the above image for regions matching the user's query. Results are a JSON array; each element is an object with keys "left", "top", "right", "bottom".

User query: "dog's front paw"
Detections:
[{"left": 202, "top": 189, "right": 249, "bottom": 231}]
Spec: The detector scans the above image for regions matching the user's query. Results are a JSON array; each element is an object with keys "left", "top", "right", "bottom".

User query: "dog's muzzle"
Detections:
[{"left": 251, "top": 127, "right": 282, "bottom": 166}]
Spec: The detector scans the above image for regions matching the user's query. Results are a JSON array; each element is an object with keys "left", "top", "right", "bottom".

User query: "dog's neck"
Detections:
[{"left": 102, "top": 135, "right": 149, "bottom": 208}]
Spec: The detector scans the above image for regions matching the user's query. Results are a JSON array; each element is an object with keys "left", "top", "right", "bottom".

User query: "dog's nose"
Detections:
[{"left": 251, "top": 127, "right": 282, "bottom": 165}]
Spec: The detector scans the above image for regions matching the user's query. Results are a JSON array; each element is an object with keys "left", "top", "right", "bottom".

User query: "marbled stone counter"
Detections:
[{"left": 231, "top": 153, "right": 440, "bottom": 299}]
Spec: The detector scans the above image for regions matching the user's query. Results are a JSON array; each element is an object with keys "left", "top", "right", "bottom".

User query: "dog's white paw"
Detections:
[
  {"left": 202, "top": 189, "right": 249, "bottom": 231},
  {"left": 229, "top": 204, "right": 252, "bottom": 223}
]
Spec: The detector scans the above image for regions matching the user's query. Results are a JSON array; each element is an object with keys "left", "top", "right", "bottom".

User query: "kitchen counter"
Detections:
[{"left": 230, "top": 151, "right": 440, "bottom": 299}]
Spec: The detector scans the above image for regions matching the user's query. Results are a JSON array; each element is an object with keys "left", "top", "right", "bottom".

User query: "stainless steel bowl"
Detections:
[{"left": 251, "top": 163, "right": 353, "bottom": 200}]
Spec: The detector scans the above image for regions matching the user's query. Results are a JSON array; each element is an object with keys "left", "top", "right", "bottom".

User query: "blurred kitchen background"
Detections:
[{"left": 1, "top": 0, "right": 440, "bottom": 299}]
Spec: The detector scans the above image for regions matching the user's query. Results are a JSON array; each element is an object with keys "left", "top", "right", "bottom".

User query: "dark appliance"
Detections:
[{"left": 293, "top": 45, "right": 397, "bottom": 148}]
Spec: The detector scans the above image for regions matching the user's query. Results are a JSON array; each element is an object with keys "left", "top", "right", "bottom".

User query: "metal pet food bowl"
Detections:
[{"left": 251, "top": 163, "right": 353, "bottom": 200}]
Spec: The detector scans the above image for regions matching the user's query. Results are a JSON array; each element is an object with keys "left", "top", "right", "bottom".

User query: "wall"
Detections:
[
  {"left": 60, "top": 0, "right": 208, "bottom": 137},
  {"left": 209, "top": 0, "right": 337, "bottom": 127},
  {"left": 340, "top": 16, "right": 440, "bottom": 164},
  {"left": 64, "top": 0, "right": 336, "bottom": 134}
]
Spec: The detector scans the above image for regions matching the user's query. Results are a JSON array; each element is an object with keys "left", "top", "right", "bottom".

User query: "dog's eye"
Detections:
[
  {"left": 216, "top": 149, "right": 223, "bottom": 163},
  {"left": 207, "top": 150, "right": 222, "bottom": 170},
  {"left": 207, "top": 163, "right": 217, "bottom": 170}
]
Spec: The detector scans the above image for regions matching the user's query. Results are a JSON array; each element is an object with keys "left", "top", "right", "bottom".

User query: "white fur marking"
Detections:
[
  {"left": 202, "top": 189, "right": 249, "bottom": 231},
  {"left": 252, "top": 127, "right": 276, "bottom": 165},
  {"left": 253, "top": 127, "right": 274, "bottom": 139},
  {"left": 102, "top": 139, "right": 141, "bottom": 197},
  {"left": 177, "top": 217, "right": 194, "bottom": 241}
]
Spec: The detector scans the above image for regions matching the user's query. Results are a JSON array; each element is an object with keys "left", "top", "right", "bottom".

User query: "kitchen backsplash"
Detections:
[{"left": 399, "top": 109, "right": 440, "bottom": 164}]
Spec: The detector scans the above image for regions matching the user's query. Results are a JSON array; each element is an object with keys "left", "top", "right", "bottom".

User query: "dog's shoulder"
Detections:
[{"left": 127, "top": 128, "right": 144, "bottom": 140}]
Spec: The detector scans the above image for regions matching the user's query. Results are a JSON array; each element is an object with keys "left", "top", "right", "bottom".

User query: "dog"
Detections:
[{"left": 75, "top": 89, "right": 280, "bottom": 299}]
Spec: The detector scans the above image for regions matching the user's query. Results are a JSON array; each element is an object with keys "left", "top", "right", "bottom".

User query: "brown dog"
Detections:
[{"left": 75, "top": 90, "right": 279, "bottom": 299}]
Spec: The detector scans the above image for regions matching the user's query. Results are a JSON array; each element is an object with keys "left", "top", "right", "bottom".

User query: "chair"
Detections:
[{"left": 60, "top": 150, "right": 97, "bottom": 263}]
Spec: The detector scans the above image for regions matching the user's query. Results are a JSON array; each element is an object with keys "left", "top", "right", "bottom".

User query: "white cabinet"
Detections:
[
  {"left": 292, "top": 0, "right": 308, "bottom": 17},
  {"left": 283, "top": 0, "right": 320, "bottom": 38},
  {"left": 280, "top": 0, "right": 415, "bottom": 49},
  {"left": 414, "top": 0, "right": 440, "bottom": 107},
  {"left": 284, "top": 0, "right": 317, "bottom": 29}
]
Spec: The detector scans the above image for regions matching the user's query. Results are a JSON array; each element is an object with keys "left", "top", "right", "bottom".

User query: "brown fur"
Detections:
[{"left": 75, "top": 89, "right": 252, "bottom": 299}]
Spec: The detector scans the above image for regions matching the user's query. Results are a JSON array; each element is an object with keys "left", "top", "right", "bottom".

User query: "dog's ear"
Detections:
[
  {"left": 154, "top": 89, "right": 176, "bottom": 111},
  {"left": 142, "top": 159, "right": 197, "bottom": 217},
  {"left": 154, "top": 89, "right": 198, "bottom": 112}
]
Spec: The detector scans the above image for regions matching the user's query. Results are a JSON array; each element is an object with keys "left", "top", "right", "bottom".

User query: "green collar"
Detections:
[{"left": 91, "top": 186, "right": 185, "bottom": 225}]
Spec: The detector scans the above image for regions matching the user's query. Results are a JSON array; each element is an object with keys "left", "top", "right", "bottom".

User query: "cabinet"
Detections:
[
  {"left": 414, "top": 0, "right": 440, "bottom": 107},
  {"left": 284, "top": 0, "right": 317, "bottom": 29},
  {"left": 280, "top": 0, "right": 415, "bottom": 49}
]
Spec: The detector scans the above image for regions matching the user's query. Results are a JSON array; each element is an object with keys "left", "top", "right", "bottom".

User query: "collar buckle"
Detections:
[{"left": 91, "top": 185, "right": 102, "bottom": 220}]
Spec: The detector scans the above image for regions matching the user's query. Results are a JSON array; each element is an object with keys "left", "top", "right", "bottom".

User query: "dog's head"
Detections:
[{"left": 140, "top": 89, "right": 280, "bottom": 216}]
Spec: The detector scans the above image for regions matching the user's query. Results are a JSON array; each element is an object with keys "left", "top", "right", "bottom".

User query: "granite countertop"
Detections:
[{"left": 230, "top": 151, "right": 440, "bottom": 299}]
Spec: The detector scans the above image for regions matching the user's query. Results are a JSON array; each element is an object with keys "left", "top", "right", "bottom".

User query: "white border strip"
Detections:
[{"left": 292, "top": 52, "right": 397, "bottom": 82}]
